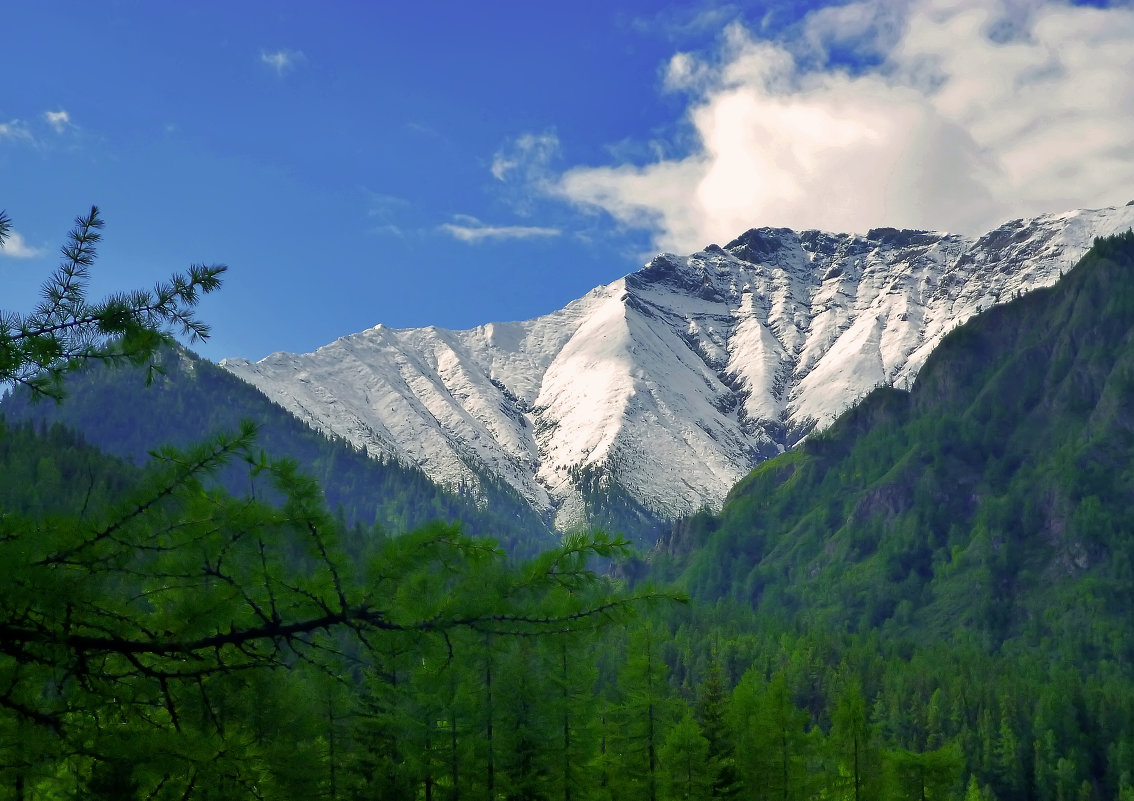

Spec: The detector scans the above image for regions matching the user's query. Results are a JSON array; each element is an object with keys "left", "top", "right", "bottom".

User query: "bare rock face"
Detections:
[{"left": 221, "top": 205, "right": 1134, "bottom": 532}]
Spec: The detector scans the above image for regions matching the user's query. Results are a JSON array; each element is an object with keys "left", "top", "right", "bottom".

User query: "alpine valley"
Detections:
[
  {"left": 222, "top": 203, "right": 1134, "bottom": 538},
  {"left": 8, "top": 202, "right": 1134, "bottom": 801}
]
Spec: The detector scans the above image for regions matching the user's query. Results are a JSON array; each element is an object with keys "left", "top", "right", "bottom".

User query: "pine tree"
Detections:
[
  {"left": 611, "top": 622, "right": 676, "bottom": 801},
  {"left": 994, "top": 701, "right": 1023, "bottom": 800},
  {"left": 830, "top": 677, "right": 883, "bottom": 801},
  {"left": 548, "top": 633, "right": 601, "bottom": 801},
  {"left": 694, "top": 656, "right": 736, "bottom": 798},
  {"left": 731, "top": 670, "right": 812, "bottom": 801},
  {"left": 884, "top": 742, "right": 963, "bottom": 801},
  {"left": 0, "top": 207, "right": 224, "bottom": 400},
  {"left": 496, "top": 638, "right": 554, "bottom": 800},
  {"left": 659, "top": 712, "right": 713, "bottom": 801}
]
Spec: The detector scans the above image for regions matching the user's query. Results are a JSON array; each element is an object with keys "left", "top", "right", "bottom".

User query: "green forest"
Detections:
[{"left": 4, "top": 208, "right": 1134, "bottom": 800}]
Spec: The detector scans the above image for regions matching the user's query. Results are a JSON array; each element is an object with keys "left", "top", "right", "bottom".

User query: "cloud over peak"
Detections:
[{"left": 545, "top": 0, "right": 1134, "bottom": 253}]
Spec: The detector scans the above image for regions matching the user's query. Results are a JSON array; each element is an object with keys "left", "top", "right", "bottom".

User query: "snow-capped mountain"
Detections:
[{"left": 221, "top": 204, "right": 1134, "bottom": 532}]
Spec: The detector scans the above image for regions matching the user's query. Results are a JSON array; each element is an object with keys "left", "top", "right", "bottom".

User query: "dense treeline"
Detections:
[
  {"left": 0, "top": 417, "right": 137, "bottom": 517},
  {"left": 0, "top": 411, "right": 654, "bottom": 800},
  {"left": 625, "top": 603, "right": 1134, "bottom": 801},
  {"left": 4, "top": 413, "right": 1132, "bottom": 801}
]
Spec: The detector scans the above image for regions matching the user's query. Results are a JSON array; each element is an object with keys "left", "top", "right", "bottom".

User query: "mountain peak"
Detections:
[
  {"left": 724, "top": 226, "right": 798, "bottom": 263},
  {"left": 223, "top": 203, "right": 1134, "bottom": 539}
]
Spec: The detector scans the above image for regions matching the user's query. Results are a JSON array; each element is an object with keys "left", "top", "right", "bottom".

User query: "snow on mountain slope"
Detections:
[{"left": 221, "top": 204, "right": 1134, "bottom": 532}]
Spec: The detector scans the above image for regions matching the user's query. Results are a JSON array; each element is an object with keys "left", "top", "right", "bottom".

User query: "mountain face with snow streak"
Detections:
[{"left": 221, "top": 204, "right": 1134, "bottom": 535}]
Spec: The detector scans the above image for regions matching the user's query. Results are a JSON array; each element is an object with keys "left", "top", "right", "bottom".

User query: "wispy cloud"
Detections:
[
  {"left": 364, "top": 190, "right": 409, "bottom": 237},
  {"left": 491, "top": 131, "right": 560, "bottom": 183},
  {"left": 0, "top": 119, "right": 33, "bottom": 144},
  {"left": 546, "top": 0, "right": 1134, "bottom": 252},
  {"left": 260, "top": 48, "right": 306, "bottom": 76},
  {"left": 0, "top": 231, "right": 45, "bottom": 259},
  {"left": 489, "top": 131, "right": 563, "bottom": 218},
  {"left": 44, "top": 109, "right": 71, "bottom": 133},
  {"left": 2, "top": 111, "right": 76, "bottom": 146},
  {"left": 630, "top": 3, "right": 742, "bottom": 41},
  {"left": 406, "top": 120, "right": 448, "bottom": 143},
  {"left": 366, "top": 192, "right": 408, "bottom": 216},
  {"left": 441, "top": 215, "right": 561, "bottom": 243}
]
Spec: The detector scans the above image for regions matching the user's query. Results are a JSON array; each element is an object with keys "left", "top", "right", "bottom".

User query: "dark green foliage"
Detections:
[
  {"left": 0, "top": 416, "right": 655, "bottom": 798},
  {"left": 0, "top": 416, "right": 137, "bottom": 516},
  {"left": 609, "top": 623, "right": 677, "bottom": 801},
  {"left": 886, "top": 743, "right": 964, "bottom": 800},
  {"left": 659, "top": 712, "right": 713, "bottom": 801},
  {"left": 830, "top": 677, "right": 884, "bottom": 801},
  {"left": 693, "top": 656, "right": 737, "bottom": 798}
]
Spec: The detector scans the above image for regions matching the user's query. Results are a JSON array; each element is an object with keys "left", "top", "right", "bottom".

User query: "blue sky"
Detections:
[{"left": 3, "top": 1, "right": 1133, "bottom": 362}]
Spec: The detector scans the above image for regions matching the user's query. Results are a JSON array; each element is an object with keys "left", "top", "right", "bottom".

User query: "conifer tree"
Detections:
[
  {"left": 548, "top": 632, "right": 601, "bottom": 801},
  {"left": 731, "top": 671, "right": 813, "bottom": 801},
  {"left": 611, "top": 622, "right": 675, "bottom": 801},
  {"left": 694, "top": 656, "right": 736, "bottom": 798},
  {"left": 496, "top": 638, "right": 555, "bottom": 800},
  {"left": 884, "top": 742, "right": 963, "bottom": 801},
  {"left": 830, "top": 677, "right": 883, "bottom": 801},
  {"left": 659, "top": 711, "right": 713, "bottom": 801},
  {"left": 994, "top": 701, "right": 1024, "bottom": 800}
]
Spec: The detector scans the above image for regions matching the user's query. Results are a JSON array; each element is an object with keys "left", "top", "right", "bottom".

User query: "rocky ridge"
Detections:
[{"left": 221, "top": 204, "right": 1134, "bottom": 532}]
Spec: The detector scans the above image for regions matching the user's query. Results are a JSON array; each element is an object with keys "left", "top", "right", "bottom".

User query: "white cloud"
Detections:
[
  {"left": 44, "top": 109, "right": 71, "bottom": 133},
  {"left": 260, "top": 48, "right": 306, "bottom": 76},
  {"left": 550, "top": 0, "right": 1134, "bottom": 253},
  {"left": 0, "top": 231, "right": 45, "bottom": 259},
  {"left": 0, "top": 119, "right": 33, "bottom": 143},
  {"left": 441, "top": 215, "right": 561, "bottom": 243}
]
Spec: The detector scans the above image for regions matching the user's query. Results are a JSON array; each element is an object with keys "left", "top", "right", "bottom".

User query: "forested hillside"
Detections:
[
  {"left": 0, "top": 418, "right": 138, "bottom": 516},
  {"left": 0, "top": 410, "right": 653, "bottom": 801},
  {"left": 618, "top": 231, "right": 1134, "bottom": 801},
  {"left": 0, "top": 346, "right": 557, "bottom": 555},
  {"left": 662, "top": 231, "right": 1134, "bottom": 654}
]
